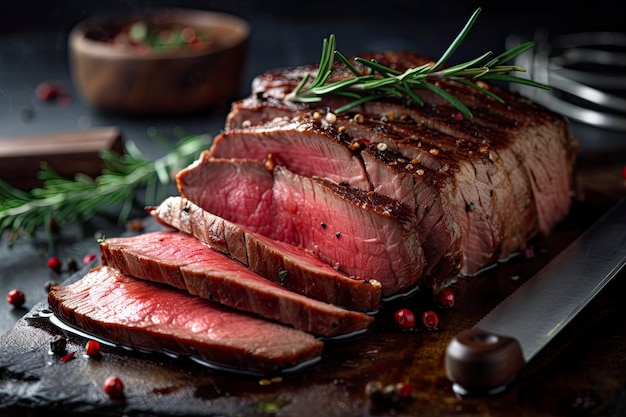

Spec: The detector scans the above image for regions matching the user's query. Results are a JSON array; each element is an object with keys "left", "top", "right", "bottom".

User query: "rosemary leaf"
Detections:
[
  {"left": 431, "top": 8, "right": 482, "bottom": 71},
  {"left": 309, "top": 77, "right": 367, "bottom": 96},
  {"left": 353, "top": 58, "right": 402, "bottom": 77},
  {"left": 287, "top": 7, "right": 549, "bottom": 118},
  {"left": 334, "top": 51, "right": 361, "bottom": 77},
  {"left": 287, "top": 74, "right": 311, "bottom": 99},
  {"left": 478, "top": 72, "right": 550, "bottom": 90},
  {"left": 488, "top": 41, "right": 537, "bottom": 67},
  {"left": 397, "top": 82, "right": 425, "bottom": 107},
  {"left": 397, "top": 64, "right": 433, "bottom": 80},
  {"left": 433, "top": 51, "right": 493, "bottom": 77},
  {"left": 309, "top": 36, "right": 336, "bottom": 89}
]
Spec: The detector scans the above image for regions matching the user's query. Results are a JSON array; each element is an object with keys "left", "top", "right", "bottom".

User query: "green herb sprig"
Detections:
[
  {"left": 286, "top": 7, "right": 549, "bottom": 118},
  {"left": 0, "top": 132, "right": 210, "bottom": 243}
]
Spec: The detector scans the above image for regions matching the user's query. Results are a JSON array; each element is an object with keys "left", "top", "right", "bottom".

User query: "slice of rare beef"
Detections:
[
  {"left": 99, "top": 231, "right": 374, "bottom": 337},
  {"left": 210, "top": 117, "right": 371, "bottom": 190},
  {"left": 176, "top": 156, "right": 425, "bottom": 297},
  {"left": 150, "top": 196, "right": 382, "bottom": 312},
  {"left": 48, "top": 266, "right": 324, "bottom": 374}
]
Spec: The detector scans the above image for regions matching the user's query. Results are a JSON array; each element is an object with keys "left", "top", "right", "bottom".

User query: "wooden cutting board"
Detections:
[{"left": 1, "top": 150, "right": 625, "bottom": 417}]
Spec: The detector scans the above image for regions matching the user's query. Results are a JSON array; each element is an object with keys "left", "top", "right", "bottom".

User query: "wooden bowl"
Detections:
[{"left": 68, "top": 9, "right": 249, "bottom": 115}]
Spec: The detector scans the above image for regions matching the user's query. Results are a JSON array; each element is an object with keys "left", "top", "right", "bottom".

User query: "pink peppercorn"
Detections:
[
  {"left": 394, "top": 308, "right": 416, "bottom": 331},
  {"left": 422, "top": 310, "right": 439, "bottom": 330},
  {"left": 85, "top": 340, "right": 101, "bottom": 357},
  {"left": 47, "top": 257, "right": 62, "bottom": 273},
  {"left": 6, "top": 289, "right": 25, "bottom": 308},
  {"left": 437, "top": 289, "right": 455, "bottom": 308},
  {"left": 103, "top": 376, "right": 124, "bottom": 398}
]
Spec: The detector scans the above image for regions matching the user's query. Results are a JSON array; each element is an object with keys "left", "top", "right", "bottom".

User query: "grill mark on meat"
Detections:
[
  {"left": 357, "top": 100, "right": 574, "bottom": 235},
  {"left": 48, "top": 266, "right": 324, "bottom": 374},
  {"left": 337, "top": 110, "right": 548, "bottom": 269},
  {"left": 150, "top": 196, "right": 382, "bottom": 312},
  {"left": 394, "top": 116, "right": 519, "bottom": 263},
  {"left": 99, "top": 231, "right": 375, "bottom": 337},
  {"left": 177, "top": 157, "right": 424, "bottom": 296}
]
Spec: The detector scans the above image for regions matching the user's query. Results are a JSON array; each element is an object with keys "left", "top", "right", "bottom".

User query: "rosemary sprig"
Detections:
[
  {"left": 0, "top": 133, "right": 210, "bottom": 242},
  {"left": 286, "top": 7, "right": 549, "bottom": 118}
]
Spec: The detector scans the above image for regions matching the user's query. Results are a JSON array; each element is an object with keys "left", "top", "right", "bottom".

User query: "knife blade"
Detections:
[{"left": 445, "top": 198, "right": 626, "bottom": 396}]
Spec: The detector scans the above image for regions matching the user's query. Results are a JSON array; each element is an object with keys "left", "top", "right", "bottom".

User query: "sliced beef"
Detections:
[
  {"left": 210, "top": 117, "right": 371, "bottom": 190},
  {"left": 150, "top": 196, "right": 382, "bottom": 312},
  {"left": 224, "top": 92, "right": 313, "bottom": 131},
  {"left": 100, "top": 231, "right": 375, "bottom": 337},
  {"left": 221, "top": 51, "right": 577, "bottom": 274},
  {"left": 176, "top": 156, "right": 425, "bottom": 297},
  {"left": 211, "top": 111, "right": 534, "bottom": 276},
  {"left": 100, "top": 231, "right": 374, "bottom": 337},
  {"left": 48, "top": 266, "right": 324, "bottom": 374},
  {"left": 209, "top": 116, "right": 463, "bottom": 283},
  {"left": 226, "top": 94, "right": 306, "bottom": 131}
]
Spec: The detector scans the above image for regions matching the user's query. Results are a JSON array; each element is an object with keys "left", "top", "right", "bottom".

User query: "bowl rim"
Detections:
[{"left": 69, "top": 8, "right": 250, "bottom": 60}]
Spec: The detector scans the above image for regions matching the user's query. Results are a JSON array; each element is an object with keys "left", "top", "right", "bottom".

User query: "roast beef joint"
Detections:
[{"left": 48, "top": 49, "right": 577, "bottom": 375}]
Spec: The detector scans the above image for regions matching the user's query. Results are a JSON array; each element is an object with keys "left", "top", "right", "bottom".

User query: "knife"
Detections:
[{"left": 445, "top": 198, "right": 626, "bottom": 396}]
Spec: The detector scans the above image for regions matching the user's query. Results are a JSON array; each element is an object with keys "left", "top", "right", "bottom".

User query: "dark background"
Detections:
[
  {"left": 0, "top": 0, "right": 622, "bottom": 35},
  {"left": 1, "top": 1, "right": 623, "bottom": 57}
]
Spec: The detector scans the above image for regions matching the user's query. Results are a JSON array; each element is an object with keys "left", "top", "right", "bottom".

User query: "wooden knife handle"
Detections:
[{"left": 445, "top": 327, "right": 525, "bottom": 396}]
